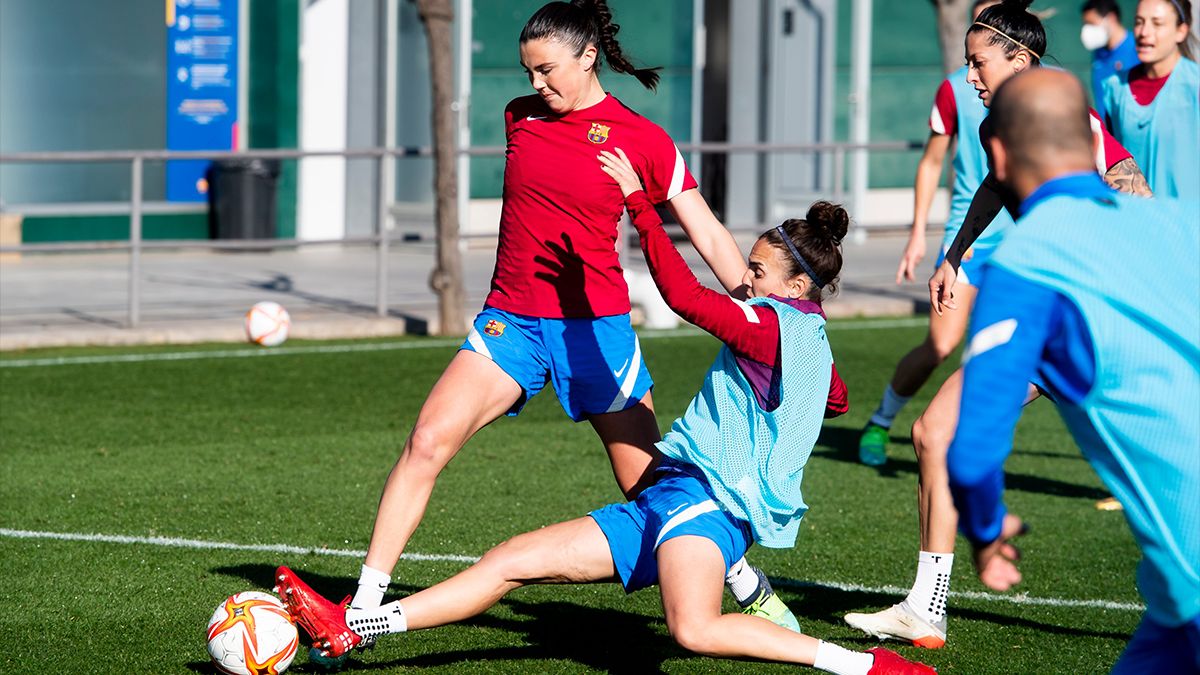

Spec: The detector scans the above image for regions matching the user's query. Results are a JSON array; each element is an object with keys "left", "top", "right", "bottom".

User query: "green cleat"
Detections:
[
  {"left": 734, "top": 564, "right": 801, "bottom": 634},
  {"left": 858, "top": 423, "right": 890, "bottom": 467},
  {"left": 743, "top": 588, "right": 801, "bottom": 633}
]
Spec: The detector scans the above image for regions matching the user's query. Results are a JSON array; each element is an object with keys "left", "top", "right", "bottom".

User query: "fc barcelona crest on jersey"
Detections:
[
  {"left": 483, "top": 319, "right": 506, "bottom": 337},
  {"left": 587, "top": 123, "right": 610, "bottom": 144}
]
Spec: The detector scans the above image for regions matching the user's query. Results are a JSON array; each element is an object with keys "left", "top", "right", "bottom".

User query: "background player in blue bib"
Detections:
[
  {"left": 950, "top": 68, "right": 1199, "bottom": 674},
  {"left": 1101, "top": 0, "right": 1199, "bottom": 198},
  {"left": 858, "top": 0, "right": 1015, "bottom": 468},
  {"left": 273, "top": 153, "right": 936, "bottom": 675}
]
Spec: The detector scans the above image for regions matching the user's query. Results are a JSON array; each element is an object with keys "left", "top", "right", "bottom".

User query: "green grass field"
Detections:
[{"left": 0, "top": 320, "right": 1141, "bottom": 674}]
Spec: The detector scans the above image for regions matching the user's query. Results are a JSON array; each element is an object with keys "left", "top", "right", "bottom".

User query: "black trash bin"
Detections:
[{"left": 207, "top": 158, "right": 281, "bottom": 241}]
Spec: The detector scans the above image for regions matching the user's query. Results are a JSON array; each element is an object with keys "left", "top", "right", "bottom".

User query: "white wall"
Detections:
[{"left": 298, "top": 0, "right": 349, "bottom": 240}]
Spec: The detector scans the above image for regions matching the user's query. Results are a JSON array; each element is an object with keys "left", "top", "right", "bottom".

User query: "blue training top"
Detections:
[
  {"left": 1091, "top": 31, "right": 1140, "bottom": 120},
  {"left": 948, "top": 172, "right": 1200, "bottom": 627}
]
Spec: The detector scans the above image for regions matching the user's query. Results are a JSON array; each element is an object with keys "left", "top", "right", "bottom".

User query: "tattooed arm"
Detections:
[{"left": 1103, "top": 157, "right": 1153, "bottom": 197}]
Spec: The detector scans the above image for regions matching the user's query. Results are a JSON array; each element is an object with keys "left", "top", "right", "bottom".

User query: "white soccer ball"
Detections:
[
  {"left": 206, "top": 591, "right": 299, "bottom": 675},
  {"left": 245, "top": 301, "right": 291, "bottom": 347}
]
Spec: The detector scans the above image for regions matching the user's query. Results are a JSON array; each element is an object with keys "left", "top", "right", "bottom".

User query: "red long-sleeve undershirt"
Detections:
[{"left": 625, "top": 190, "right": 848, "bottom": 417}]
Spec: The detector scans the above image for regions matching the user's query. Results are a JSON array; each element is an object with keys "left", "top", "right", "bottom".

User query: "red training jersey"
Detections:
[
  {"left": 1128, "top": 66, "right": 1171, "bottom": 106},
  {"left": 486, "top": 93, "right": 697, "bottom": 319},
  {"left": 930, "top": 79, "right": 958, "bottom": 137}
]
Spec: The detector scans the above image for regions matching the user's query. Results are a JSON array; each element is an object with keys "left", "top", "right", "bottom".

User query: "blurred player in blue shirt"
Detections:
[
  {"left": 1081, "top": 0, "right": 1140, "bottom": 118},
  {"left": 949, "top": 68, "right": 1199, "bottom": 673}
]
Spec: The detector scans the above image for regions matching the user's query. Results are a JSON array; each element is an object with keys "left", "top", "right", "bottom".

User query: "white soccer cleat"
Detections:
[{"left": 844, "top": 601, "right": 947, "bottom": 649}]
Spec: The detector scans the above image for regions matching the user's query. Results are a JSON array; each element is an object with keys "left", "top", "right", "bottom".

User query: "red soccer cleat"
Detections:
[
  {"left": 867, "top": 647, "right": 938, "bottom": 674},
  {"left": 273, "top": 566, "right": 363, "bottom": 658}
]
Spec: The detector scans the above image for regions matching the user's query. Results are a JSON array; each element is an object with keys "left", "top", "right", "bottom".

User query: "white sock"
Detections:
[
  {"left": 345, "top": 600, "right": 407, "bottom": 639},
  {"left": 904, "top": 551, "right": 953, "bottom": 625},
  {"left": 813, "top": 640, "right": 873, "bottom": 675},
  {"left": 725, "top": 557, "right": 766, "bottom": 606},
  {"left": 351, "top": 564, "right": 391, "bottom": 610},
  {"left": 869, "top": 384, "right": 911, "bottom": 428}
]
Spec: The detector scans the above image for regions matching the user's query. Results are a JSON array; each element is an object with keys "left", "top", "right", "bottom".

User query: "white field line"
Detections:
[
  {"left": 1, "top": 527, "right": 1143, "bottom": 613},
  {"left": 0, "top": 528, "right": 476, "bottom": 564},
  {"left": 0, "top": 317, "right": 926, "bottom": 369}
]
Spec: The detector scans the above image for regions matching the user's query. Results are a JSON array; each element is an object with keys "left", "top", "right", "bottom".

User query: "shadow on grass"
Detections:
[
  {"left": 780, "top": 583, "right": 1131, "bottom": 643},
  {"left": 199, "top": 563, "right": 1128, "bottom": 672},
  {"left": 814, "top": 426, "right": 1109, "bottom": 500},
  {"left": 210, "top": 564, "right": 682, "bottom": 673}
]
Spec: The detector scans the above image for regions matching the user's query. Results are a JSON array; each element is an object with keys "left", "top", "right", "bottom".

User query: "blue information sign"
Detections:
[{"left": 166, "top": 0, "right": 239, "bottom": 202}]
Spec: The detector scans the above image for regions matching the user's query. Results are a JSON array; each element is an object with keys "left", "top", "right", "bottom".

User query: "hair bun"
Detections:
[
  {"left": 1003, "top": 0, "right": 1035, "bottom": 10},
  {"left": 805, "top": 201, "right": 849, "bottom": 246}
]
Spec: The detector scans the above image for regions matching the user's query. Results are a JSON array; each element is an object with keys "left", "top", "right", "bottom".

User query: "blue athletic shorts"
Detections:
[
  {"left": 1111, "top": 613, "right": 1200, "bottom": 674},
  {"left": 935, "top": 244, "right": 994, "bottom": 288},
  {"left": 460, "top": 306, "right": 654, "bottom": 422},
  {"left": 589, "top": 469, "right": 752, "bottom": 593}
]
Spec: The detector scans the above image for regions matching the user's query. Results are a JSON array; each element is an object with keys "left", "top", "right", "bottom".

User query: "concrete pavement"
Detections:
[{"left": 0, "top": 230, "right": 942, "bottom": 350}]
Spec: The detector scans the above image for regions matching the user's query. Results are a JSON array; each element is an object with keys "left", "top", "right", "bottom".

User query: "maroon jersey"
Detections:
[
  {"left": 486, "top": 94, "right": 697, "bottom": 318},
  {"left": 625, "top": 190, "right": 849, "bottom": 418}
]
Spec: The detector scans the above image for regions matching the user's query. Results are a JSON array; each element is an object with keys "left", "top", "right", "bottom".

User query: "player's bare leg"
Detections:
[
  {"left": 913, "top": 369, "right": 967, "bottom": 556},
  {"left": 588, "top": 394, "right": 662, "bottom": 500},
  {"left": 860, "top": 284, "right": 977, "bottom": 466},
  {"left": 892, "top": 284, "right": 977, "bottom": 399},
  {"left": 657, "top": 536, "right": 934, "bottom": 673},
  {"left": 278, "top": 517, "right": 615, "bottom": 658},
  {"left": 364, "top": 350, "right": 523, "bottom": 576},
  {"left": 400, "top": 516, "right": 618, "bottom": 630},
  {"left": 847, "top": 368, "right": 1031, "bottom": 647},
  {"left": 846, "top": 372, "right": 964, "bottom": 648}
]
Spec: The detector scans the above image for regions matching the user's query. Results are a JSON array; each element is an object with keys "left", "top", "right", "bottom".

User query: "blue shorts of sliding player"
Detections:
[{"left": 590, "top": 470, "right": 751, "bottom": 593}]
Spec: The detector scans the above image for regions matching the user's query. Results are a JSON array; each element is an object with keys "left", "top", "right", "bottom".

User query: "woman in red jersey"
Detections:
[{"left": 287, "top": 1, "right": 845, "bottom": 656}]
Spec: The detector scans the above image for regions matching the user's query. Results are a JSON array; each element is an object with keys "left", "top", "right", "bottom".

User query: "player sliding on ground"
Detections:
[
  {"left": 274, "top": 150, "right": 936, "bottom": 675},
  {"left": 845, "top": 0, "right": 1152, "bottom": 650}
]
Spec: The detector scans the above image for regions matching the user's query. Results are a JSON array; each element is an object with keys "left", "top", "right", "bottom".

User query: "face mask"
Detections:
[{"left": 1081, "top": 23, "right": 1110, "bottom": 51}]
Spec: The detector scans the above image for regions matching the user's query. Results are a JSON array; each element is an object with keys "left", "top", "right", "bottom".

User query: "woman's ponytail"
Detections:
[{"left": 521, "top": 1, "right": 661, "bottom": 90}]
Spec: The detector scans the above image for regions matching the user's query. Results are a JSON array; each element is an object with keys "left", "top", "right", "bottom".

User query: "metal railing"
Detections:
[{"left": 0, "top": 140, "right": 922, "bottom": 328}]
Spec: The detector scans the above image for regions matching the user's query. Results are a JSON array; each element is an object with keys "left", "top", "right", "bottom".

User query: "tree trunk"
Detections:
[
  {"left": 932, "top": 0, "right": 971, "bottom": 76},
  {"left": 414, "top": 0, "right": 466, "bottom": 335}
]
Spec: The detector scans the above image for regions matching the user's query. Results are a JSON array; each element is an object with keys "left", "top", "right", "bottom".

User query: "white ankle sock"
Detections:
[
  {"left": 351, "top": 564, "right": 391, "bottom": 610},
  {"left": 813, "top": 640, "right": 873, "bottom": 675},
  {"left": 869, "top": 384, "right": 911, "bottom": 428},
  {"left": 905, "top": 551, "right": 953, "bottom": 625},
  {"left": 345, "top": 600, "right": 407, "bottom": 639},
  {"left": 725, "top": 557, "right": 765, "bottom": 606}
]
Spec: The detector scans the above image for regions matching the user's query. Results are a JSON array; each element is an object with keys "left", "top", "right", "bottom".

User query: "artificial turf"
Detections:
[{"left": 0, "top": 321, "right": 1140, "bottom": 673}]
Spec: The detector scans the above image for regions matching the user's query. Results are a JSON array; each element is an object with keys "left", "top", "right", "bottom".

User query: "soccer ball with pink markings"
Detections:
[
  {"left": 206, "top": 591, "right": 299, "bottom": 675},
  {"left": 245, "top": 302, "right": 291, "bottom": 347}
]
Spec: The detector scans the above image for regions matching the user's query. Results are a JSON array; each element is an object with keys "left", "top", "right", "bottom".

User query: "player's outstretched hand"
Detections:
[
  {"left": 598, "top": 148, "right": 642, "bottom": 197},
  {"left": 928, "top": 260, "right": 959, "bottom": 316},
  {"left": 975, "top": 513, "right": 1027, "bottom": 591},
  {"left": 895, "top": 234, "right": 926, "bottom": 284}
]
